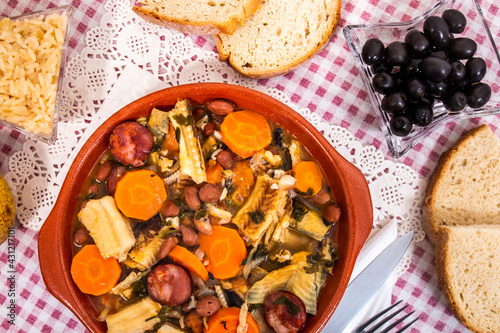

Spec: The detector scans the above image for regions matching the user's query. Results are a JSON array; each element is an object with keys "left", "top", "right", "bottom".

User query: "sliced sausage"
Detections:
[
  {"left": 264, "top": 290, "right": 307, "bottom": 333},
  {"left": 95, "top": 160, "right": 114, "bottom": 183},
  {"left": 207, "top": 99, "right": 235, "bottom": 116},
  {"left": 322, "top": 202, "right": 341, "bottom": 224},
  {"left": 184, "top": 186, "right": 201, "bottom": 210},
  {"left": 161, "top": 199, "right": 181, "bottom": 217},
  {"left": 73, "top": 227, "right": 90, "bottom": 246},
  {"left": 181, "top": 225, "right": 198, "bottom": 246},
  {"left": 158, "top": 237, "right": 179, "bottom": 260},
  {"left": 147, "top": 264, "right": 192, "bottom": 306},
  {"left": 109, "top": 121, "right": 154, "bottom": 167},
  {"left": 196, "top": 295, "right": 221, "bottom": 317},
  {"left": 108, "top": 165, "right": 126, "bottom": 196},
  {"left": 216, "top": 150, "right": 235, "bottom": 169},
  {"left": 198, "top": 183, "right": 222, "bottom": 203}
]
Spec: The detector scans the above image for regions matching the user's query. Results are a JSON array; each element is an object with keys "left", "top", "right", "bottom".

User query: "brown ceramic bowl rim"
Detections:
[{"left": 38, "top": 83, "right": 373, "bottom": 333}]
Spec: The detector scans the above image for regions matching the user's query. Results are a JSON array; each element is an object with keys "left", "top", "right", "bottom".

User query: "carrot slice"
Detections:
[
  {"left": 206, "top": 159, "right": 223, "bottom": 184},
  {"left": 70, "top": 244, "right": 122, "bottom": 296},
  {"left": 230, "top": 160, "right": 255, "bottom": 205},
  {"left": 220, "top": 110, "right": 272, "bottom": 159},
  {"left": 168, "top": 245, "right": 209, "bottom": 281},
  {"left": 292, "top": 160, "right": 323, "bottom": 197},
  {"left": 205, "top": 307, "right": 259, "bottom": 333},
  {"left": 198, "top": 226, "right": 247, "bottom": 280},
  {"left": 114, "top": 169, "right": 167, "bottom": 220},
  {"left": 162, "top": 121, "right": 179, "bottom": 157}
]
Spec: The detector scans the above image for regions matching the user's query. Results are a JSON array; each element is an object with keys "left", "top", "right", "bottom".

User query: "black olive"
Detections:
[
  {"left": 362, "top": 38, "right": 385, "bottom": 65},
  {"left": 423, "top": 16, "right": 451, "bottom": 48},
  {"left": 425, "top": 79, "right": 448, "bottom": 97},
  {"left": 390, "top": 114, "right": 413, "bottom": 136},
  {"left": 385, "top": 41, "right": 409, "bottom": 66},
  {"left": 443, "top": 91, "right": 467, "bottom": 111},
  {"left": 420, "top": 56, "right": 452, "bottom": 82},
  {"left": 372, "top": 72, "right": 396, "bottom": 94},
  {"left": 405, "top": 77, "right": 426, "bottom": 99},
  {"left": 465, "top": 57, "right": 487, "bottom": 83},
  {"left": 381, "top": 92, "right": 408, "bottom": 113},
  {"left": 404, "top": 30, "right": 430, "bottom": 58},
  {"left": 401, "top": 58, "right": 422, "bottom": 77},
  {"left": 447, "top": 60, "right": 466, "bottom": 83},
  {"left": 442, "top": 9, "right": 467, "bottom": 34},
  {"left": 447, "top": 38, "right": 477, "bottom": 59},
  {"left": 409, "top": 101, "right": 434, "bottom": 126},
  {"left": 429, "top": 49, "right": 449, "bottom": 60},
  {"left": 371, "top": 59, "right": 394, "bottom": 74},
  {"left": 466, "top": 83, "right": 491, "bottom": 108}
]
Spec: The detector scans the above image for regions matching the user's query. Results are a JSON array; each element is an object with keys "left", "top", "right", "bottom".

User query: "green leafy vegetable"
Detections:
[
  {"left": 273, "top": 294, "right": 301, "bottom": 316},
  {"left": 248, "top": 211, "right": 265, "bottom": 224}
]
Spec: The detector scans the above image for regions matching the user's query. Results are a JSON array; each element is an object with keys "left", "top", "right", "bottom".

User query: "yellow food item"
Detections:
[{"left": 0, "top": 174, "right": 15, "bottom": 245}]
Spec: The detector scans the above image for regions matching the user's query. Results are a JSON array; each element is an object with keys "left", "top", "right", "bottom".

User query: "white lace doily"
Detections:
[{"left": 5, "top": 0, "right": 426, "bottom": 276}]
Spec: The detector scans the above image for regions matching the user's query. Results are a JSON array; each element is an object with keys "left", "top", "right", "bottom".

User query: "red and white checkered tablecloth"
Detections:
[{"left": 1, "top": 0, "right": 499, "bottom": 332}]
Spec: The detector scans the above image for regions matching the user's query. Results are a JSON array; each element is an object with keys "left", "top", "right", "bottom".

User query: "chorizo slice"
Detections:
[
  {"left": 147, "top": 264, "right": 192, "bottom": 306},
  {"left": 109, "top": 122, "right": 154, "bottom": 167},
  {"left": 264, "top": 290, "right": 307, "bottom": 333}
]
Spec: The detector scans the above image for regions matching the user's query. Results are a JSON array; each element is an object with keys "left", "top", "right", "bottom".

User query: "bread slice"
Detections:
[
  {"left": 422, "top": 124, "right": 500, "bottom": 245},
  {"left": 215, "top": 0, "right": 341, "bottom": 78},
  {"left": 436, "top": 225, "right": 500, "bottom": 333},
  {"left": 132, "top": 0, "right": 263, "bottom": 35}
]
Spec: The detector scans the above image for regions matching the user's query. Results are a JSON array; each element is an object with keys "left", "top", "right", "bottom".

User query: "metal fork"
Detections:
[{"left": 354, "top": 300, "right": 419, "bottom": 333}]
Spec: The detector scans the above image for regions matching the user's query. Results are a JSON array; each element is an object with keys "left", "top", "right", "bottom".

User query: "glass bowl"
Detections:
[
  {"left": 344, "top": 0, "right": 500, "bottom": 158},
  {"left": 0, "top": 6, "right": 73, "bottom": 144}
]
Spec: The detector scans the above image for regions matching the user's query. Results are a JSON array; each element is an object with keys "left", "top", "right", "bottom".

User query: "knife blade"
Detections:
[{"left": 324, "top": 230, "right": 414, "bottom": 333}]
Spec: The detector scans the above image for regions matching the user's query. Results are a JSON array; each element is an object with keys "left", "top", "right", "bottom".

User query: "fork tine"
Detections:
[
  {"left": 378, "top": 311, "right": 415, "bottom": 333},
  {"left": 354, "top": 300, "right": 403, "bottom": 333},
  {"left": 363, "top": 304, "right": 409, "bottom": 333},
  {"left": 393, "top": 316, "right": 420, "bottom": 333}
]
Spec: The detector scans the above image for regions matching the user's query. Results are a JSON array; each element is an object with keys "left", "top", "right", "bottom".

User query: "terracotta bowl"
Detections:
[{"left": 38, "top": 83, "right": 373, "bottom": 333}]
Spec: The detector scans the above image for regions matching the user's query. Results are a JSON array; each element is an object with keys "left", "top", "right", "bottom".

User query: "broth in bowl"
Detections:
[{"left": 71, "top": 98, "right": 341, "bottom": 332}]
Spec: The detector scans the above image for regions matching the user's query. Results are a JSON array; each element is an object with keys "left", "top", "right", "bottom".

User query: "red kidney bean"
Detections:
[
  {"left": 202, "top": 122, "right": 217, "bottom": 137},
  {"left": 198, "top": 183, "right": 221, "bottom": 203},
  {"left": 194, "top": 211, "right": 213, "bottom": 236},
  {"left": 108, "top": 165, "right": 126, "bottom": 196},
  {"left": 148, "top": 264, "right": 192, "bottom": 306},
  {"left": 323, "top": 202, "right": 341, "bottom": 224},
  {"left": 161, "top": 199, "right": 180, "bottom": 217},
  {"left": 181, "top": 225, "right": 198, "bottom": 247},
  {"left": 74, "top": 227, "right": 90, "bottom": 246},
  {"left": 87, "top": 184, "right": 98, "bottom": 196},
  {"left": 216, "top": 150, "right": 235, "bottom": 169},
  {"left": 312, "top": 189, "right": 331, "bottom": 207},
  {"left": 109, "top": 121, "right": 154, "bottom": 167},
  {"left": 264, "top": 290, "right": 307, "bottom": 333},
  {"left": 184, "top": 311, "right": 204, "bottom": 333},
  {"left": 192, "top": 108, "right": 206, "bottom": 122},
  {"left": 196, "top": 295, "right": 221, "bottom": 317},
  {"left": 95, "top": 160, "right": 114, "bottom": 183},
  {"left": 158, "top": 237, "right": 179, "bottom": 260},
  {"left": 207, "top": 99, "right": 235, "bottom": 116},
  {"left": 184, "top": 186, "right": 201, "bottom": 210}
]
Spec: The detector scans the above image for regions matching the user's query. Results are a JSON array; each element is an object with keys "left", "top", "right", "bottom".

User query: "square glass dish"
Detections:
[
  {"left": 344, "top": 0, "right": 500, "bottom": 158},
  {"left": 0, "top": 5, "right": 73, "bottom": 144}
]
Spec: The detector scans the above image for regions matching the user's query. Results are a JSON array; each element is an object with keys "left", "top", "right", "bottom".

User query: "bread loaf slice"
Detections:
[
  {"left": 422, "top": 124, "right": 500, "bottom": 245},
  {"left": 132, "top": 0, "right": 262, "bottom": 35},
  {"left": 215, "top": 0, "right": 341, "bottom": 78},
  {"left": 436, "top": 225, "right": 500, "bottom": 333}
]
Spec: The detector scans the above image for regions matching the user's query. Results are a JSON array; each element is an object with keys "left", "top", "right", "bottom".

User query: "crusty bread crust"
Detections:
[
  {"left": 214, "top": 0, "right": 342, "bottom": 78},
  {"left": 436, "top": 225, "right": 500, "bottom": 333},
  {"left": 422, "top": 124, "right": 500, "bottom": 245},
  {"left": 132, "top": 0, "right": 262, "bottom": 35}
]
